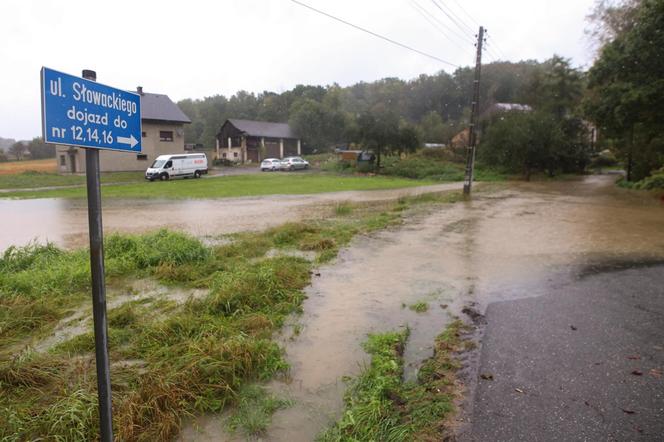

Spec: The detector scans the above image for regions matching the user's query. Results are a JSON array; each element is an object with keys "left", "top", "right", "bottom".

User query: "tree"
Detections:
[
  {"left": 396, "top": 124, "right": 420, "bottom": 156},
  {"left": 480, "top": 111, "right": 566, "bottom": 179},
  {"left": 289, "top": 98, "right": 348, "bottom": 151},
  {"left": 356, "top": 110, "right": 400, "bottom": 169},
  {"left": 525, "top": 55, "right": 584, "bottom": 119},
  {"left": 27, "top": 137, "right": 54, "bottom": 159},
  {"left": 584, "top": 0, "right": 664, "bottom": 181},
  {"left": 9, "top": 142, "right": 26, "bottom": 160},
  {"left": 586, "top": 0, "right": 642, "bottom": 49},
  {"left": 418, "top": 111, "right": 447, "bottom": 143}
]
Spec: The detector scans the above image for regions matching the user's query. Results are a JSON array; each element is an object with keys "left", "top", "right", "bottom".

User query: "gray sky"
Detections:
[{"left": 0, "top": 0, "right": 596, "bottom": 140}]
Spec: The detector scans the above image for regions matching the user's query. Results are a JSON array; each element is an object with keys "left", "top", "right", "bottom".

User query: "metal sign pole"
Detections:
[{"left": 81, "top": 69, "right": 114, "bottom": 442}]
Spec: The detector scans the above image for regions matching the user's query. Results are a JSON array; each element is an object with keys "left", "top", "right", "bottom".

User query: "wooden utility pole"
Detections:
[{"left": 463, "top": 26, "right": 484, "bottom": 195}]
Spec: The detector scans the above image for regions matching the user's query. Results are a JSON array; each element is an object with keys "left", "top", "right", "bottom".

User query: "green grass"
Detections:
[
  {"left": 227, "top": 385, "right": 292, "bottom": 436},
  {"left": 1, "top": 189, "right": 467, "bottom": 441},
  {"left": 334, "top": 202, "right": 353, "bottom": 216},
  {"left": 380, "top": 153, "right": 508, "bottom": 182},
  {"left": 409, "top": 301, "right": 429, "bottom": 313},
  {"left": 1, "top": 173, "right": 437, "bottom": 200},
  {"left": 318, "top": 320, "right": 469, "bottom": 441},
  {"left": 0, "top": 171, "right": 144, "bottom": 190}
]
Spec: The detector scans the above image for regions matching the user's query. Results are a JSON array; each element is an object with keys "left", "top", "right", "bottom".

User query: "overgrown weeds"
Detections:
[{"left": 319, "top": 320, "right": 471, "bottom": 441}]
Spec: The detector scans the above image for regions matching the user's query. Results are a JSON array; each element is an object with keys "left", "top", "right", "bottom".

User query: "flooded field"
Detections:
[
  {"left": 179, "top": 175, "right": 664, "bottom": 441},
  {"left": 0, "top": 183, "right": 460, "bottom": 252}
]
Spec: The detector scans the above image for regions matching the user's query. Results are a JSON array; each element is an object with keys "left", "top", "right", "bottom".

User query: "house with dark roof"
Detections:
[
  {"left": 56, "top": 86, "right": 191, "bottom": 173},
  {"left": 216, "top": 119, "right": 301, "bottom": 163}
]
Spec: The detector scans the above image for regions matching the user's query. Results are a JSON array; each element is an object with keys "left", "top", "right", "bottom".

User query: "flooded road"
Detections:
[
  {"left": 179, "top": 175, "right": 664, "bottom": 441},
  {"left": 0, "top": 183, "right": 460, "bottom": 252}
]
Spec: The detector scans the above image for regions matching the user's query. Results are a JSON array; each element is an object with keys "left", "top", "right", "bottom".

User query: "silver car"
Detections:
[
  {"left": 280, "top": 157, "right": 309, "bottom": 171},
  {"left": 260, "top": 158, "right": 282, "bottom": 171}
]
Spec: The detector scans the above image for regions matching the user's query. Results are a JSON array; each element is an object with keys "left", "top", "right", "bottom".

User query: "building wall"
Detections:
[
  {"left": 219, "top": 147, "right": 243, "bottom": 162},
  {"left": 55, "top": 122, "right": 185, "bottom": 173}
]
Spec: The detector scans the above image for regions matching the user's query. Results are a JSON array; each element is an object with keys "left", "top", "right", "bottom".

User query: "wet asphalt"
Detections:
[{"left": 461, "top": 264, "right": 664, "bottom": 441}]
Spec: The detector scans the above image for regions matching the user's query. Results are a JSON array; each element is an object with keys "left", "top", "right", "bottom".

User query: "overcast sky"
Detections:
[{"left": 0, "top": 0, "right": 597, "bottom": 140}]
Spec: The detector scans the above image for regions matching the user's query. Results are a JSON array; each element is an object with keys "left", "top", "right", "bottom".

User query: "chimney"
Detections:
[{"left": 136, "top": 86, "right": 143, "bottom": 95}]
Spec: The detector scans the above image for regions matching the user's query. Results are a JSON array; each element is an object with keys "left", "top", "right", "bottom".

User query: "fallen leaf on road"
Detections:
[
  {"left": 570, "top": 325, "right": 577, "bottom": 331},
  {"left": 649, "top": 368, "right": 662, "bottom": 379},
  {"left": 515, "top": 388, "right": 524, "bottom": 394},
  {"left": 440, "top": 304, "right": 448, "bottom": 309},
  {"left": 621, "top": 408, "right": 636, "bottom": 414},
  {"left": 627, "top": 355, "right": 641, "bottom": 360},
  {"left": 480, "top": 373, "right": 494, "bottom": 380},
  {"left": 631, "top": 369, "right": 643, "bottom": 376}
]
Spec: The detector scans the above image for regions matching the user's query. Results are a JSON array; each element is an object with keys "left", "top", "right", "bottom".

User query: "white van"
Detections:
[{"left": 145, "top": 154, "right": 208, "bottom": 181}]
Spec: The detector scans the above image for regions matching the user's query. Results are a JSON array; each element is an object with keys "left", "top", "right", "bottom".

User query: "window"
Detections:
[
  {"left": 59, "top": 155, "right": 66, "bottom": 166},
  {"left": 159, "top": 131, "right": 173, "bottom": 142},
  {"left": 222, "top": 153, "right": 227, "bottom": 158},
  {"left": 164, "top": 161, "right": 173, "bottom": 168},
  {"left": 233, "top": 152, "right": 238, "bottom": 158},
  {"left": 142, "top": 131, "right": 147, "bottom": 138},
  {"left": 137, "top": 154, "right": 148, "bottom": 161}
]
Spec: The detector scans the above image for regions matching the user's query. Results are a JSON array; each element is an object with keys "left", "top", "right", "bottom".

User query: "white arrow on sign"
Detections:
[{"left": 117, "top": 134, "right": 139, "bottom": 148}]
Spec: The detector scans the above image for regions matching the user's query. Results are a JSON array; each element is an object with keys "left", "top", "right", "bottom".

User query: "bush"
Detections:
[
  {"left": 633, "top": 167, "right": 664, "bottom": 190},
  {"left": 213, "top": 158, "right": 235, "bottom": 167},
  {"left": 381, "top": 155, "right": 464, "bottom": 181}
]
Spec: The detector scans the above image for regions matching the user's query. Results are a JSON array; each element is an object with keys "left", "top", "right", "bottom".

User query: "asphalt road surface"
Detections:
[{"left": 461, "top": 263, "right": 664, "bottom": 441}]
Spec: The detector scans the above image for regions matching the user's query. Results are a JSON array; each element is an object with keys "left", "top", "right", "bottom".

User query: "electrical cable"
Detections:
[
  {"left": 409, "top": 0, "right": 471, "bottom": 50},
  {"left": 290, "top": 0, "right": 459, "bottom": 67}
]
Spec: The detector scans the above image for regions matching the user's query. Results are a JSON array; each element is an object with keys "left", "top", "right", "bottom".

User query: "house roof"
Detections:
[
  {"left": 140, "top": 92, "right": 191, "bottom": 124},
  {"left": 226, "top": 119, "right": 296, "bottom": 139}
]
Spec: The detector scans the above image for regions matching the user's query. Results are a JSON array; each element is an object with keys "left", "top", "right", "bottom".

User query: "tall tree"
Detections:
[
  {"left": 584, "top": 0, "right": 664, "bottom": 180},
  {"left": 9, "top": 142, "right": 26, "bottom": 160}
]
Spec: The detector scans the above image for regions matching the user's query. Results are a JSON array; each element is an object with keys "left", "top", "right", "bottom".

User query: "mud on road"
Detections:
[{"left": 179, "top": 175, "right": 664, "bottom": 441}]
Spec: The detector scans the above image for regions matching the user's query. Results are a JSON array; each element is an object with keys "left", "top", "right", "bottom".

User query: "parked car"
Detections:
[
  {"left": 260, "top": 158, "right": 282, "bottom": 171},
  {"left": 280, "top": 156, "right": 309, "bottom": 171},
  {"left": 145, "top": 153, "right": 208, "bottom": 181}
]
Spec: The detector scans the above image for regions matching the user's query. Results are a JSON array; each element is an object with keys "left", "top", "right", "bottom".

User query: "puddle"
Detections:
[
  {"left": 0, "top": 183, "right": 461, "bottom": 252},
  {"left": 178, "top": 175, "right": 664, "bottom": 441}
]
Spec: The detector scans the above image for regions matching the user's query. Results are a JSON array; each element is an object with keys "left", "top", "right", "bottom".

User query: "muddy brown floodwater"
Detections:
[
  {"left": 179, "top": 175, "right": 664, "bottom": 442},
  {"left": 0, "top": 183, "right": 460, "bottom": 252}
]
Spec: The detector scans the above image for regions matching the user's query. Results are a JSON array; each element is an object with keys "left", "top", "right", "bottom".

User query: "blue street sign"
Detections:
[{"left": 41, "top": 67, "right": 142, "bottom": 152}]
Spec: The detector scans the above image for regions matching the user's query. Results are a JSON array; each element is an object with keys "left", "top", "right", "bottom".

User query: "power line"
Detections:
[
  {"left": 408, "top": 0, "right": 471, "bottom": 50},
  {"left": 449, "top": 0, "right": 480, "bottom": 28},
  {"left": 430, "top": 0, "right": 475, "bottom": 36},
  {"left": 412, "top": 0, "right": 475, "bottom": 46},
  {"left": 290, "top": 0, "right": 458, "bottom": 67},
  {"left": 408, "top": 1, "right": 464, "bottom": 50},
  {"left": 487, "top": 34, "right": 509, "bottom": 60}
]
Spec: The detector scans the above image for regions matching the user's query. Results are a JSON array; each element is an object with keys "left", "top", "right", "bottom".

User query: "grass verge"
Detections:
[
  {"left": 0, "top": 173, "right": 437, "bottom": 200},
  {"left": 319, "top": 320, "right": 471, "bottom": 441},
  {"left": 2, "top": 189, "right": 453, "bottom": 440},
  {"left": 0, "top": 170, "right": 144, "bottom": 190}
]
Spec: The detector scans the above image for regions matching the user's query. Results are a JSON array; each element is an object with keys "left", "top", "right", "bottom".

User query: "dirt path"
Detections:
[
  {"left": 179, "top": 175, "right": 664, "bottom": 441},
  {"left": 0, "top": 182, "right": 460, "bottom": 251}
]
